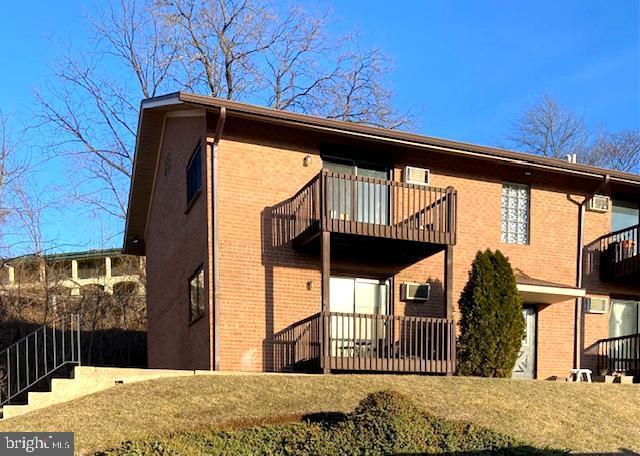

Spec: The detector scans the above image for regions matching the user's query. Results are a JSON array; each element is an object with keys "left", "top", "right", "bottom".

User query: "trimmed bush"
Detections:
[
  {"left": 98, "top": 390, "right": 562, "bottom": 455},
  {"left": 457, "top": 249, "right": 526, "bottom": 377}
]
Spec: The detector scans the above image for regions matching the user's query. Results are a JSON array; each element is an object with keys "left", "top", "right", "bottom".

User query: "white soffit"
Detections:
[{"left": 517, "top": 283, "right": 586, "bottom": 305}]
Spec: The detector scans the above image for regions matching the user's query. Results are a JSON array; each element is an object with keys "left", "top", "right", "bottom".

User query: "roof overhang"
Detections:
[
  {"left": 123, "top": 92, "right": 640, "bottom": 254},
  {"left": 516, "top": 282, "right": 586, "bottom": 305}
]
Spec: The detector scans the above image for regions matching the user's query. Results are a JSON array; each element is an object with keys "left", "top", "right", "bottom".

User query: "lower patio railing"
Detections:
[
  {"left": 272, "top": 312, "right": 456, "bottom": 374},
  {"left": 593, "top": 333, "right": 640, "bottom": 377}
]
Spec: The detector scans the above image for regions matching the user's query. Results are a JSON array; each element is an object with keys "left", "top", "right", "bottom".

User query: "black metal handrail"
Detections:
[{"left": 0, "top": 314, "right": 81, "bottom": 406}]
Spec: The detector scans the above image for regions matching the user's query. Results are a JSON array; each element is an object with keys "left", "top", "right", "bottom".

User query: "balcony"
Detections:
[
  {"left": 276, "top": 171, "right": 457, "bottom": 257},
  {"left": 590, "top": 333, "right": 640, "bottom": 379},
  {"left": 597, "top": 224, "right": 640, "bottom": 282},
  {"left": 272, "top": 312, "right": 456, "bottom": 374}
]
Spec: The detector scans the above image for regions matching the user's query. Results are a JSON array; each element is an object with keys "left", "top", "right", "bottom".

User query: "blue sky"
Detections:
[{"left": 1, "top": 1, "right": 639, "bottom": 254}]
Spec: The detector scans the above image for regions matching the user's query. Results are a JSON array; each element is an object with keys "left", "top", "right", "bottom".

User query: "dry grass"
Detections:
[{"left": 0, "top": 374, "right": 638, "bottom": 454}]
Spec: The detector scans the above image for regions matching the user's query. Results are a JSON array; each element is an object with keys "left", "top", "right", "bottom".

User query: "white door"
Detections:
[
  {"left": 512, "top": 306, "right": 536, "bottom": 379},
  {"left": 329, "top": 277, "right": 389, "bottom": 357}
]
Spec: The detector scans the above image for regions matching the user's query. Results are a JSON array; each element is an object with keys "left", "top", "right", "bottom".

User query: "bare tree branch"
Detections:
[
  {"left": 508, "top": 95, "right": 639, "bottom": 173},
  {"left": 508, "top": 94, "right": 591, "bottom": 160},
  {"left": 37, "top": 0, "right": 412, "bottom": 231},
  {"left": 591, "top": 130, "right": 640, "bottom": 173}
]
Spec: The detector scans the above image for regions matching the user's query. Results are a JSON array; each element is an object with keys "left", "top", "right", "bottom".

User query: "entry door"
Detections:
[
  {"left": 512, "top": 306, "right": 536, "bottom": 379},
  {"left": 329, "top": 277, "right": 389, "bottom": 357},
  {"left": 324, "top": 159, "right": 389, "bottom": 225}
]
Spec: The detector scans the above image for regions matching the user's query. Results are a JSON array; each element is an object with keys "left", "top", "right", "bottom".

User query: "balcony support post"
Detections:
[
  {"left": 445, "top": 245, "right": 455, "bottom": 376},
  {"left": 321, "top": 230, "right": 331, "bottom": 374},
  {"left": 445, "top": 245, "right": 454, "bottom": 321}
]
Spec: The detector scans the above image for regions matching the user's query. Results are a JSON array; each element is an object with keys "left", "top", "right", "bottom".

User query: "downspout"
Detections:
[
  {"left": 574, "top": 173, "right": 610, "bottom": 370},
  {"left": 210, "top": 107, "right": 226, "bottom": 371}
]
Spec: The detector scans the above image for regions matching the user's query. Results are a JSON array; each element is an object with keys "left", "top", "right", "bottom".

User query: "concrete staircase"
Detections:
[{"left": 1, "top": 366, "right": 212, "bottom": 420}]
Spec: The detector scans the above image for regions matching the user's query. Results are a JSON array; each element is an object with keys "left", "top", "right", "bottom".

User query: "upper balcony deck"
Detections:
[
  {"left": 597, "top": 224, "right": 640, "bottom": 282},
  {"left": 276, "top": 170, "right": 457, "bottom": 251}
]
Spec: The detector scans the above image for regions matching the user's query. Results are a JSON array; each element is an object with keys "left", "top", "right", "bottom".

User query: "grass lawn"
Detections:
[{"left": 0, "top": 374, "right": 638, "bottom": 454}]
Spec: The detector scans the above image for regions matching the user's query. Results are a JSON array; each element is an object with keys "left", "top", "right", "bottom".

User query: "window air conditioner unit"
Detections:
[
  {"left": 584, "top": 297, "right": 608, "bottom": 314},
  {"left": 401, "top": 282, "right": 430, "bottom": 301},
  {"left": 404, "top": 166, "right": 430, "bottom": 186},
  {"left": 587, "top": 195, "right": 610, "bottom": 213}
]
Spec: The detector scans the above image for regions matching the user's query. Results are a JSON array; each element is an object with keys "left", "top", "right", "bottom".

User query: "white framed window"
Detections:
[{"left": 501, "top": 183, "right": 530, "bottom": 244}]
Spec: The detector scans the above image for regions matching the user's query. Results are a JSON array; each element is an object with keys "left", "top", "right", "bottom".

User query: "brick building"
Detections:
[{"left": 124, "top": 93, "right": 640, "bottom": 380}]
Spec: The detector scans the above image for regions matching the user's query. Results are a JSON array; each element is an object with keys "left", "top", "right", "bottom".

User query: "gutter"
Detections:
[
  {"left": 175, "top": 92, "right": 640, "bottom": 187},
  {"left": 574, "top": 173, "right": 611, "bottom": 370},
  {"left": 209, "top": 107, "right": 226, "bottom": 371}
]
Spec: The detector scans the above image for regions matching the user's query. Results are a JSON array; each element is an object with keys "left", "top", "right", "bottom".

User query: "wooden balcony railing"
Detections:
[
  {"left": 271, "top": 313, "right": 321, "bottom": 372},
  {"left": 592, "top": 333, "right": 640, "bottom": 377},
  {"left": 276, "top": 171, "right": 457, "bottom": 247},
  {"left": 272, "top": 312, "right": 456, "bottom": 374},
  {"left": 597, "top": 224, "right": 639, "bottom": 281}
]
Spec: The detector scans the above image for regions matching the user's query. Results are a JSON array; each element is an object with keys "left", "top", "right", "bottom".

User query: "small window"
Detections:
[
  {"left": 186, "top": 143, "right": 203, "bottom": 204},
  {"left": 189, "top": 266, "right": 205, "bottom": 323},
  {"left": 501, "top": 183, "right": 530, "bottom": 244}
]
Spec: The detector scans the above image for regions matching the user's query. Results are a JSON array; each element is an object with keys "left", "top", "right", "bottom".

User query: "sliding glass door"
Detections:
[
  {"left": 324, "top": 159, "right": 389, "bottom": 225},
  {"left": 612, "top": 200, "right": 640, "bottom": 232},
  {"left": 609, "top": 300, "right": 639, "bottom": 337},
  {"left": 609, "top": 299, "right": 640, "bottom": 371},
  {"left": 329, "top": 277, "right": 390, "bottom": 357}
]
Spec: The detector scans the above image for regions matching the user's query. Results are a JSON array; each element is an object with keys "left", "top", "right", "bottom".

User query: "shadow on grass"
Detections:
[
  {"left": 403, "top": 451, "right": 638, "bottom": 455},
  {"left": 98, "top": 391, "right": 635, "bottom": 455}
]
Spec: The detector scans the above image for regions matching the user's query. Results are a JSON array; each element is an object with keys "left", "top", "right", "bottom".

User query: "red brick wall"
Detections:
[
  {"left": 145, "top": 114, "right": 639, "bottom": 378},
  {"left": 146, "top": 115, "right": 211, "bottom": 370},
  {"left": 215, "top": 121, "right": 323, "bottom": 371}
]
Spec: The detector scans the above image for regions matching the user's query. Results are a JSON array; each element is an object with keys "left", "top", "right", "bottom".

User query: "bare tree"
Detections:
[
  {"left": 0, "top": 112, "right": 30, "bottom": 262},
  {"left": 323, "top": 47, "right": 410, "bottom": 128},
  {"left": 36, "top": 0, "right": 411, "bottom": 228},
  {"left": 508, "top": 95, "right": 639, "bottom": 173},
  {"left": 591, "top": 130, "right": 640, "bottom": 173},
  {"left": 508, "top": 94, "right": 592, "bottom": 161}
]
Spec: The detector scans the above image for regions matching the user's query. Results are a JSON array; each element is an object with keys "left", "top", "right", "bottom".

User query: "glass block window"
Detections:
[
  {"left": 189, "top": 266, "right": 205, "bottom": 323},
  {"left": 501, "top": 183, "right": 530, "bottom": 244}
]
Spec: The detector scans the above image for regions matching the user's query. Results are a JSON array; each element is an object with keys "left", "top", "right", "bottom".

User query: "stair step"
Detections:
[
  {"left": 1, "top": 366, "right": 209, "bottom": 421},
  {"left": 1, "top": 404, "right": 30, "bottom": 420}
]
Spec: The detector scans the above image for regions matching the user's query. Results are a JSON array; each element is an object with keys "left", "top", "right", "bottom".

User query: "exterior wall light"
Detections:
[{"left": 303, "top": 155, "right": 313, "bottom": 167}]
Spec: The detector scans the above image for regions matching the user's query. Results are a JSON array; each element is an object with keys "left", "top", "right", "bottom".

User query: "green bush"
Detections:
[
  {"left": 98, "top": 390, "right": 562, "bottom": 455},
  {"left": 457, "top": 249, "right": 526, "bottom": 377}
]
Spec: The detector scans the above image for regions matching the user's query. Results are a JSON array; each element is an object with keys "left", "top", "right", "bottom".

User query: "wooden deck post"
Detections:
[
  {"left": 445, "top": 245, "right": 454, "bottom": 321},
  {"left": 321, "top": 230, "right": 331, "bottom": 374},
  {"left": 444, "top": 245, "right": 454, "bottom": 376},
  {"left": 321, "top": 231, "right": 331, "bottom": 313}
]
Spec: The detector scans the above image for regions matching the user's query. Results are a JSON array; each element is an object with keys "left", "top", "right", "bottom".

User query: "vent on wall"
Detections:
[
  {"left": 584, "top": 297, "right": 608, "bottom": 314},
  {"left": 404, "top": 166, "right": 430, "bottom": 186},
  {"left": 400, "top": 282, "right": 431, "bottom": 301},
  {"left": 587, "top": 195, "right": 610, "bottom": 213}
]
